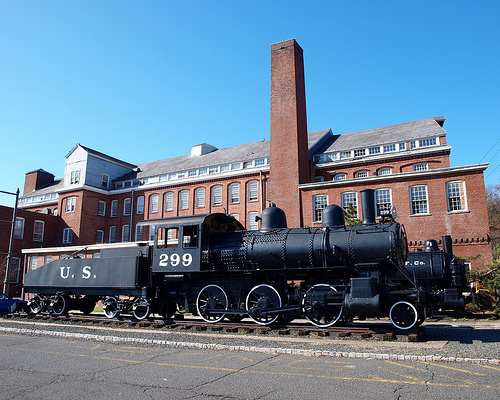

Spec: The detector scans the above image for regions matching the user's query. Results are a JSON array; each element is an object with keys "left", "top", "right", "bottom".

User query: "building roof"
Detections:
[
  {"left": 66, "top": 144, "right": 138, "bottom": 169},
  {"left": 318, "top": 117, "right": 446, "bottom": 154}
]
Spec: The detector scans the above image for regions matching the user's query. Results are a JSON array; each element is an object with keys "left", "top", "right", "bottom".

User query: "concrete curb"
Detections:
[{"left": 2, "top": 326, "right": 499, "bottom": 366}]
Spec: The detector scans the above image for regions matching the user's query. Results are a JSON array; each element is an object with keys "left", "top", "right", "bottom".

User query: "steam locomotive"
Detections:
[{"left": 23, "top": 189, "right": 467, "bottom": 330}]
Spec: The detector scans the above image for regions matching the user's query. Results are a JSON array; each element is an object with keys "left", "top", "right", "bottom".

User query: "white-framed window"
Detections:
[
  {"left": 334, "top": 173, "right": 346, "bottom": 181},
  {"left": 123, "top": 198, "right": 132, "bottom": 216},
  {"left": 62, "top": 228, "right": 73, "bottom": 244},
  {"left": 212, "top": 185, "right": 222, "bottom": 206},
  {"left": 122, "top": 224, "right": 130, "bottom": 242},
  {"left": 136, "top": 196, "right": 144, "bottom": 215},
  {"left": 135, "top": 225, "right": 143, "bottom": 241},
  {"left": 248, "top": 212, "right": 259, "bottom": 230},
  {"left": 98, "top": 201, "right": 106, "bottom": 216},
  {"left": 399, "top": 142, "right": 406, "bottom": 151},
  {"left": 410, "top": 185, "right": 429, "bottom": 215},
  {"left": 164, "top": 192, "right": 173, "bottom": 211},
  {"left": 96, "top": 230, "right": 104, "bottom": 244},
  {"left": 29, "top": 256, "right": 38, "bottom": 272},
  {"left": 70, "top": 170, "right": 80, "bottom": 184},
  {"left": 109, "top": 226, "right": 117, "bottom": 243},
  {"left": 230, "top": 213, "right": 239, "bottom": 221},
  {"left": 179, "top": 190, "right": 189, "bottom": 210},
  {"left": 354, "top": 149, "right": 366, "bottom": 157},
  {"left": 383, "top": 144, "right": 396, "bottom": 153},
  {"left": 110, "top": 199, "right": 118, "bottom": 217},
  {"left": 44, "top": 255, "right": 52, "bottom": 265},
  {"left": 313, "top": 194, "right": 328, "bottom": 223},
  {"left": 150, "top": 194, "right": 159, "bottom": 213},
  {"left": 248, "top": 180, "right": 259, "bottom": 202},
  {"left": 196, "top": 188, "right": 205, "bottom": 208},
  {"left": 220, "top": 165, "right": 230, "bottom": 172},
  {"left": 379, "top": 167, "right": 392, "bottom": 176},
  {"left": 419, "top": 138, "right": 437, "bottom": 147},
  {"left": 65, "top": 197, "right": 76, "bottom": 213},
  {"left": 341, "top": 192, "right": 358, "bottom": 216},
  {"left": 14, "top": 217, "right": 25, "bottom": 239},
  {"left": 33, "top": 220, "right": 45, "bottom": 242},
  {"left": 230, "top": 183, "right": 240, "bottom": 204},
  {"left": 375, "top": 188, "right": 392, "bottom": 217},
  {"left": 101, "top": 174, "right": 109, "bottom": 188},
  {"left": 356, "top": 170, "right": 369, "bottom": 178},
  {"left": 447, "top": 181, "right": 467, "bottom": 212},
  {"left": 209, "top": 166, "right": 219, "bottom": 174},
  {"left": 413, "top": 162, "right": 428, "bottom": 171},
  {"left": 369, "top": 146, "right": 381, "bottom": 155}
]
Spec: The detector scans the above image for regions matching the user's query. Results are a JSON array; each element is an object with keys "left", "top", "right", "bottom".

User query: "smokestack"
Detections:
[
  {"left": 360, "top": 189, "right": 376, "bottom": 224},
  {"left": 269, "top": 39, "right": 310, "bottom": 227}
]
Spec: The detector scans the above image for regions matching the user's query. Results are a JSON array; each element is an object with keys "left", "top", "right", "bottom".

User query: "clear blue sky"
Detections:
[{"left": 1, "top": 1, "right": 499, "bottom": 207}]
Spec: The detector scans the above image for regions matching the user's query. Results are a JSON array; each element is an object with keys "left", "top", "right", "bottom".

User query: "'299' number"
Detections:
[{"left": 159, "top": 253, "right": 193, "bottom": 267}]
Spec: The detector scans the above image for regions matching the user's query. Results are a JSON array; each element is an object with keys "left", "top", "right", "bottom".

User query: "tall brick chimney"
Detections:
[
  {"left": 24, "top": 169, "right": 55, "bottom": 195},
  {"left": 270, "top": 39, "right": 311, "bottom": 227}
]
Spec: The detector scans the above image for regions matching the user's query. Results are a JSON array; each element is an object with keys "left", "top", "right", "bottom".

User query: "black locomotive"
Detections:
[{"left": 23, "top": 189, "right": 467, "bottom": 330}]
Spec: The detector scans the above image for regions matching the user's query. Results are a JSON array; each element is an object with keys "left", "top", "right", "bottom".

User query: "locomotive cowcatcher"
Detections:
[{"left": 23, "top": 189, "right": 467, "bottom": 329}]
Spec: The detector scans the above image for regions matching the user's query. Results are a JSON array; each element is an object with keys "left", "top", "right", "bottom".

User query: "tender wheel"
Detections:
[
  {"left": 80, "top": 296, "right": 96, "bottom": 315},
  {"left": 29, "top": 295, "right": 43, "bottom": 314},
  {"left": 51, "top": 294, "right": 69, "bottom": 316},
  {"left": 303, "top": 284, "right": 343, "bottom": 328},
  {"left": 103, "top": 297, "right": 119, "bottom": 319},
  {"left": 246, "top": 284, "right": 282, "bottom": 325},
  {"left": 196, "top": 285, "right": 228, "bottom": 323},
  {"left": 132, "top": 297, "right": 151, "bottom": 320},
  {"left": 389, "top": 301, "right": 419, "bottom": 330},
  {"left": 161, "top": 299, "right": 177, "bottom": 319}
]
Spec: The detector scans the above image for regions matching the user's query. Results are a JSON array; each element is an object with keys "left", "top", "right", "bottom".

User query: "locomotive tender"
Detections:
[{"left": 23, "top": 189, "right": 466, "bottom": 330}]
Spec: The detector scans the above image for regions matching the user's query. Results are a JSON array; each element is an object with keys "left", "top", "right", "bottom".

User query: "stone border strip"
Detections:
[{"left": 2, "top": 326, "right": 499, "bottom": 366}]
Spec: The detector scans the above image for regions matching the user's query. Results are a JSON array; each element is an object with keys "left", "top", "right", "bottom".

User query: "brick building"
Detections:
[{"left": 16, "top": 38, "right": 492, "bottom": 275}]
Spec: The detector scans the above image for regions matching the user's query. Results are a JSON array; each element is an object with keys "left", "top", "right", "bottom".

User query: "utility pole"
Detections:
[{"left": 1, "top": 188, "right": 19, "bottom": 295}]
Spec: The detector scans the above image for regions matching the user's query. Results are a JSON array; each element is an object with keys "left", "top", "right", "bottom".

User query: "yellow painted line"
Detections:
[{"left": 416, "top": 360, "right": 488, "bottom": 376}]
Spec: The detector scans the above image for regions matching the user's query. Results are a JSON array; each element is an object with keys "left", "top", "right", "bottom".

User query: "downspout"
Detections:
[
  {"left": 130, "top": 189, "right": 134, "bottom": 242},
  {"left": 259, "top": 171, "right": 264, "bottom": 213}
]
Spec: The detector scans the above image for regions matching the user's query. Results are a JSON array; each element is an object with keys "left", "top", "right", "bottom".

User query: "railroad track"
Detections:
[{"left": 2, "top": 312, "right": 427, "bottom": 341}]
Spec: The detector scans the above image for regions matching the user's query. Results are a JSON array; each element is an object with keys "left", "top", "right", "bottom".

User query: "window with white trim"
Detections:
[
  {"left": 375, "top": 188, "right": 392, "bottom": 217},
  {"left": 101, "top": 174, "right": 109, "bottom": 188},
  {"left": 98, "top": 201, "right": 106, "bottom": 216},
  {"left": 341, "top": 192, "right": 358, "bottom": 216},
  {"left": 96, "top": 230, "right": 104, "bottom": 244},
  {"left": 33, "top": 220, "right": 45, "bottom": 242},
  {"left": 248, "top": 180, "right": 259, "bottom": 202},
  {"left": 65, "top": 197, "right": 76, "bottom": 213},
  {"left": 248, "top": 212, "right": 259, "bottom": 230},
  {"left": 230, "top": 183, "right": 240, "bottom": 204},
  {"left": 14, "top": 217, "right": 25, "bottom": 239},
  {"left": 123, "top": 198, "right": 132, "bottom": 216},
  {"left": 110, "top": 200, "right": 118, "bottom": 217},
  {"left": 379, "top": 167, "right": 392, "bottom": 176},
  {"left": 150, "top": 194, "right": 159, "bottom": 213},
  {"left": 70, "top": 170, "right": 80, "bottom": 184},
  {"left": 369, "top": 146, "right": 381, "bottom": 155},
  {"left": 196, "top": 188, "right": 205, "bottom": 208},
  {"left": 212, "top": 185, "right": 222, "bottom": 206},
  {"left": 62, "top": 228, "right": 73, "bottom": 244},
  {"left": 122, "top": 224, "right": 130, "bottom": 242},
  {"left": 410, "top": 185, "right": 428, "bottom": 215},
  {"left": 136, "top": 196, "right": 144, "bottom": 215},
  {"left": 164, "top": 192, "right": 173, "bottom": 211},
  {"left": 109, "top": 226, "right": 117, "bottom": 243},
  {"left": 356, "top": 170, "right": 369, "bottom": 178},
  {"left": 383, "top": 144, "right": 396, "bottom": 153},
  {"left": 179, "top": 190, "right": 189, "bottom": 210},
  {"left": 313, "top": 195, "right": 328, "bottom": 223},
  {"left": 399, "top": 142, "right": 406, "bottom": 151},
  {"left": 354, "top": 149, "right": 366, "bottom": 157},
  {"left": 334, "top": 173, "right": 346, "bottom": 181},
  {"left": 413, "top": 163, "right": 428, "bottom": 171},
  {"left": 446, "top": 181, "right": 467, "bottom": 212},
  {"left": 135, "top": 225, "right": 143, "bottom": 241},
  {"left": 419, "top": 138, "right": 437, "bottom": 147},
  {"left": 29, "top": 256, "right": 38, "bottom": 272},
  {"left": 44, "top": 255, "right": 52, "bottom": 264}
]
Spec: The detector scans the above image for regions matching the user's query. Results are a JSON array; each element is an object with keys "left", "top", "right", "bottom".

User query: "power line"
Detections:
[{"left": 479, "top": 137, "right": 500, "bottom": 163}]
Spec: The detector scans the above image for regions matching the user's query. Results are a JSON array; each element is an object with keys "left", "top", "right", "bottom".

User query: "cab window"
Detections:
[
  {"left": 182, "top": 225, "right": 198, "bottom": 248},
  {"left": 156, "top": 227, "right": 179, "bottom": 249}
]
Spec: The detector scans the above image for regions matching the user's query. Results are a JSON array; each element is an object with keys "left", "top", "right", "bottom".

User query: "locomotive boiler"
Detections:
[{"left": 23, "top": 189, "right": 466, "bottom": 330}]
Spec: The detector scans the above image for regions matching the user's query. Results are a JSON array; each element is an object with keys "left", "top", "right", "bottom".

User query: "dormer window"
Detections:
[
  {"left": 102, "top": 174, "right": 109, "bottom": 188},
  {"left": 70, "top": 170, "right": 80, "bottom": 184}
]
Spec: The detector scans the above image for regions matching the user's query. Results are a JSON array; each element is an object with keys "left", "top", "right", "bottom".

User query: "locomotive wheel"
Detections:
[
  {"left": 303, "top": 284, "right": 343, "bottom": 328},
  {"left": 161, "top": 299, "right": 177, "bottom": 319},
  {"left": 132, "top": 297, "right": 151, "bottom": 320},
  {"left": 79, "top": 296, "right": 96, "bottom": 315},
  {"left": 389, "top": 301, "right": 418, "bottom": 330},
  {"left": 29, "top": 295, "right": 43, "bottom": 314},
  {"left": 103, "top": 297, "right": 119, "bottom": 319},
  {"left": 245, "top": 284, "right": 282, "bottom": 325},
  {"left": 196, "top": 285, "right": 228, "bottom": 323},
  {"left": 51, "top": 294, "right": 69, "bottom": 316}
]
